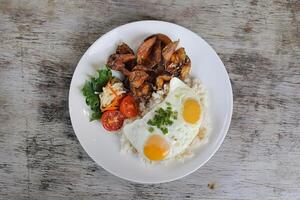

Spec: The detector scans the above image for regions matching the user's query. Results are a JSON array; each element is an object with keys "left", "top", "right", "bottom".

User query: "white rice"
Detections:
[{"left": 119, "top": 76, "right": 210, "bottom": 164}]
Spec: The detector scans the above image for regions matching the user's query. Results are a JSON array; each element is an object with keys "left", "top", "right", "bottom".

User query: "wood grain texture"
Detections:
[{"left": 0, "top": 0, "right": 299, "bottom": 199}]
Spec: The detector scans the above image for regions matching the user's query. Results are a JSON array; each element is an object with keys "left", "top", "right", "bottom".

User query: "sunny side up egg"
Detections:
[{"left": 123, "top": 77, "right": 203, "bottom": 162}]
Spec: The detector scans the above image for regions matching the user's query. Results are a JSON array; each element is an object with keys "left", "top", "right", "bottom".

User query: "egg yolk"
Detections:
[
  {"left": 144, "top": 135, "right": 170, "bottom": 161},
  {"left": 183, "top": 99, "right": 201, "bottom": 124}
]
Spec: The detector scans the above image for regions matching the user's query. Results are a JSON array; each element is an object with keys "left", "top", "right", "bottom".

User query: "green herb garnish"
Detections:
[
  {"left": 148, "top": 127, "right": 154, "bottom": 132},
  {"left": 147, "top": 102, "right": 178, "bottom": 135},
  {"left": 82, "top": 66, "right": 112, "bottom": 121}
]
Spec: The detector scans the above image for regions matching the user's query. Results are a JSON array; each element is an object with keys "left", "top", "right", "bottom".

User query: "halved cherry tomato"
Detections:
[
  {"left": 101, "top": 110, "right": 124, "bottom": 131},
  {"left": 120, "top": 95, "right": 138, "bottom": 118}
]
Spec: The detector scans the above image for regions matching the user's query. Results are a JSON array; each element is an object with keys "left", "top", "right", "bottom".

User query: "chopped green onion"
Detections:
[
  {"left": 148, "top": 127, "right": 154, "bottom": 132},
  {"left": 147, "top": 103, "right": 178, "bottom": 135}
]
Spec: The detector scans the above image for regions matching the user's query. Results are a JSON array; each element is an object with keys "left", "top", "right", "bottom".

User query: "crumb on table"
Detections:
[{"left": 207, "top": 182, "right": 216, "bottom": 190}]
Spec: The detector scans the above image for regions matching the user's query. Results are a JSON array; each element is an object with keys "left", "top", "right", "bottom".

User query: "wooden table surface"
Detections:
[{"left": 1, "top": 0, "right": 299, "bottom": 199}]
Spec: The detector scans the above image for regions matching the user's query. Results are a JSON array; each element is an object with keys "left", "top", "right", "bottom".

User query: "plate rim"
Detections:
[{"left": 68, "top": 20, "right": 233, "bottom": 184}]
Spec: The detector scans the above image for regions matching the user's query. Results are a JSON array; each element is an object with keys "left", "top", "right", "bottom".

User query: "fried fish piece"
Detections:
[
  {"left": 151, "top": 40, "right": 162, "bottom": 64},
  {"left": 162, "top": 40, "right": 179, "bottom": 64},
  {"left": 131, "top": 82, "right": 152, "bottom": 99},
  {"left": 107, "top": 53, "right": 135, "bottom": 71},
  {"left": 156, "top": 74, "right": 172, "bottom": 90},
  {"left": 132, "top": 65, "right": 154, "bottom": 72},
  {"left": 116, "top": 42, "right": 134, "bottom": 55},
  {"left": 165, "top": 48, "right": 189, "bottom": 76},
  {"left": 156, "top": 33, "right": 172, "bottom": 46},
  {"left": 137, "top": 36, "right": 157, "bottom": 64},
  {"left": 128, "top": 70, "right": 149, "bottom": 88},
  {"left": 170, "top": 47, "right": 186, "bottom": 65},
  {"left": 145, "top": 33, "right": 172, "bottom": 47},
  {"left": 180, "top": 56, "right": 191, "bottom": 80}
]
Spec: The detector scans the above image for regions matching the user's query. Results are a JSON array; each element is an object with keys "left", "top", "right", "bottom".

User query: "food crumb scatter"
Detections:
[{"left": 208, "top": 182, "right": 216, "bottom": 190}]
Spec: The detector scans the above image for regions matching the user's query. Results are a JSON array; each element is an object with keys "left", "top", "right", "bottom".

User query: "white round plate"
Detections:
[{"left": 69, "top": 20, "right": 233, "bottom": 183}]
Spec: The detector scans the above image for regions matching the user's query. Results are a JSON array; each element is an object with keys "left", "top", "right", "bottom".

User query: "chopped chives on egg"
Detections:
[
  {"left": 148, "top": 127, "right": 154, "bottom": 132},
  {"left": 147, "top": 104, "right": 177, "bottom": 135}
]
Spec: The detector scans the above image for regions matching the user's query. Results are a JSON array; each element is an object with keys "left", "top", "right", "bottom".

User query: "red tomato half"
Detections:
[
  {"left": 101, "top": 110, "right": 124, "bottom": 131},
  {"left": 120, "top": 95, "right": 138, "bottom": 118}
]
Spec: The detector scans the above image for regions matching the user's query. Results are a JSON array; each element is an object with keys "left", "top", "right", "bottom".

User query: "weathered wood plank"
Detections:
[{"left": 0, "top": 0, "right": 299, "bottom": 199}]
